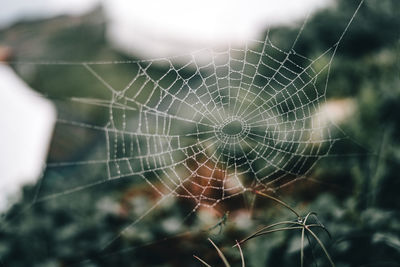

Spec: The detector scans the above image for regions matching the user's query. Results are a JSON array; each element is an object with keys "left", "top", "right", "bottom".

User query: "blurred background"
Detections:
[{"left": 0, "top": 0, "right": 399, "bottom": 266}]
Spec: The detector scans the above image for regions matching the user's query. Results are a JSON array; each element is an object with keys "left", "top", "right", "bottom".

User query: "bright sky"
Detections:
[{"left": 104, "top": 0, "right": 331, "bottom": 58}]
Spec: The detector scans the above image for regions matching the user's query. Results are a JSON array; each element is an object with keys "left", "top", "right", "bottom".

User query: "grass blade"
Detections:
[
  {"left": 253, "top": 190, "right": 300, "bottom": 218},
  {"left": 306, "top": 228, "right": 335, "bottom": 267},
  {"left": 301, "top": 227, "right": 305, "bottom": 267},
  {"left": 235, "top": 240, "right": 245, "bottom": 267},
  {"left": 208, "top": 238, "right": 230, "bottom": 267},
  {"left": 193, "top": 255, "right": 212, "bottom": 267},
  {"left": 236, "top": 221, "right": 302, "bottom": 246}
]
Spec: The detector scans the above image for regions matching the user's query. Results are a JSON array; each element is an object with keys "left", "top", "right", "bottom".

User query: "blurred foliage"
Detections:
[{"left": 1, "top": 0, "right": 400, "bottom": 266}]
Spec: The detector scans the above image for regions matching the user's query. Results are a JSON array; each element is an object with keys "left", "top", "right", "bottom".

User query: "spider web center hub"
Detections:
[
  {"left": 215, "top": 116, "right": 250, "bottom": 144},
  {"left": 222, "top": 119, "right": 242, "bottom": 135}
]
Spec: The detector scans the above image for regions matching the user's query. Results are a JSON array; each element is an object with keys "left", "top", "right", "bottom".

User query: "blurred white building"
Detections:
[{"left": 0, "top": 64, "right": 56, "bottom": 211}]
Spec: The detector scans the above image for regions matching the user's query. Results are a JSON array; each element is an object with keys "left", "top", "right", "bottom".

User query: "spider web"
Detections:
[{"left": 5, "top": 0, "right": 364, "bottom": 255}]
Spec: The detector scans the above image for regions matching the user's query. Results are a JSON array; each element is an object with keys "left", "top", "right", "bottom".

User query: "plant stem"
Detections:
[{"left": 253, "top": 190, "right": 301, "bottom": 218}]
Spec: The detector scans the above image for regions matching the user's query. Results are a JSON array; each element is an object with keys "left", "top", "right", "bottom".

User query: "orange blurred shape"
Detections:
[
  {"left": 178, "top": 156, "right": 228, "bottom": 208},
  {"left": 0, "top": 46, "right": 12, "bottom": 62}
]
